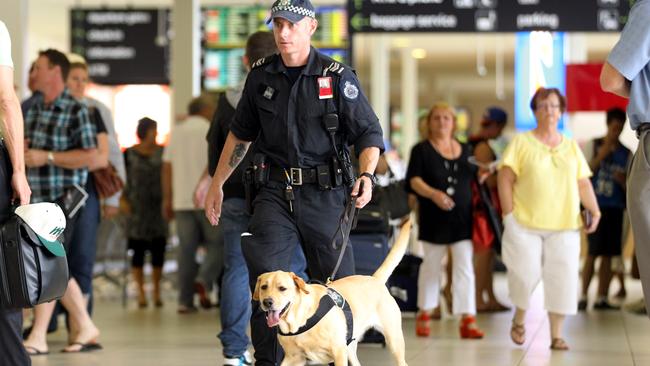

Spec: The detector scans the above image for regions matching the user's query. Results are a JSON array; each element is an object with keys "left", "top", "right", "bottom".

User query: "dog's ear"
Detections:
[
  {"left": 252, "top": 276, "right": 262, "bottom": 301},
  {"left": 291, "top": 272, "right": 309, "bottom": 295}
]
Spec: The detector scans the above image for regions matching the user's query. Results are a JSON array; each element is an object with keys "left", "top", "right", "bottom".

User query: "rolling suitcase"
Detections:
[
  {"left": 350, "top": 233, "right": 388, "bottom": 346},
  {"left": 351, "top": 233, "right": 389, "bottom": 276},
  {"left": 387, "top": 254, "right": 422, "bottom": 313}
]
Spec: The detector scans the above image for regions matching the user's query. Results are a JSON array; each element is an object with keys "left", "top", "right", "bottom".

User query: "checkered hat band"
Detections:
[{"left": 271, "top": 5, "right": 315, "bottom": 19}]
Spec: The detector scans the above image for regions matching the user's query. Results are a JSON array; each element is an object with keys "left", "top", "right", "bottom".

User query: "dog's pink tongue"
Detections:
[{"left": 267, "top": 311, "right": 280, "bottom": 327}]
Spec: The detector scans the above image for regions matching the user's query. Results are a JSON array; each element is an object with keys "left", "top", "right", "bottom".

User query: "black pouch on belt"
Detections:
[
  {"left": 243, "top": 167, "right": 257, "bottom": 215},
  {"left": 316, "top": 165, "right": 332, "bottom": 190}
]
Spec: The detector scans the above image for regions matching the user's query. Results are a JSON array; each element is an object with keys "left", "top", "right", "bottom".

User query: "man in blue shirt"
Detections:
[
  {"left": 601, "top": 0, "right": 650, "bottom": 317},
  {"left": 579, "top": 108, "right": 630, "bottom": 311}
]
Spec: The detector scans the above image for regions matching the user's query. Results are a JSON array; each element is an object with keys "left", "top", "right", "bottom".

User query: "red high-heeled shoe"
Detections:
[
  {"left": 459, "top": 316, "right": 484, "bottom": 339},
  {"left": 416, "top": 312, "right": 431, "bottom": 337}
]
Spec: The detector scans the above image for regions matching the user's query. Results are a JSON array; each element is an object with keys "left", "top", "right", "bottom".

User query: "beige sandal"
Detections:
[
  {"left": 510, "top": 321, "right": 525, "bottom": 345},
  {"left": 550, "top": 338, "right": 569, "bottom": 351}
]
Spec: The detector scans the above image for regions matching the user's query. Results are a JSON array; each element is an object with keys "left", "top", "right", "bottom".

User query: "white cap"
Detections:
[{"left": 15, "top": 203, "right": 66, "bottom": 257}]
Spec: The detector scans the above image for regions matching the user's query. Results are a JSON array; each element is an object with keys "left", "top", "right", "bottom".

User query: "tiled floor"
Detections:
[{"left": 29, "top": 274, "right": 650, "bottom": 366}]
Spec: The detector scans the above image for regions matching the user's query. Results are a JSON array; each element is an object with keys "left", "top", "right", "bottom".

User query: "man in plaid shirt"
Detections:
[
  {"left": 23, "top": 50, "right": 97, "bottom": 203},
  {"left": 22, "top": 49, "right": 102, "bottom": 355}
]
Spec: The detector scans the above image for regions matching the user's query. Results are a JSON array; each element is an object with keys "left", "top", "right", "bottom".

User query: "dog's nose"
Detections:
[{"left": 262, "top": 298, "right": 274, "bottom": 309}]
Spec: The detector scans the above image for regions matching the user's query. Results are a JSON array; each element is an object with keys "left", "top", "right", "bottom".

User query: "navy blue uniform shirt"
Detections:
[{"left": 230, "top": 47, "right": 384, "bottom": 169}]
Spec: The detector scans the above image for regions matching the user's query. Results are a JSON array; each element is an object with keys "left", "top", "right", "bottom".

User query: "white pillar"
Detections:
[
  {"left": 565, "top": 33, "right": 587, "bottom": 64},
  {"left": 564, "top": 33, "right": 588, "bottom": 136},
  {"left": 370, "top": 34, "right": 390, "bottom": 142},
  {"left": 400, "top": 48, "right": 417, "bottom": 162},
  {"left": 4, "top": 0, "right": 29, "bottom": 98},
  {"left": 171, "top": 0, "right": 200, "bottom": 122}
]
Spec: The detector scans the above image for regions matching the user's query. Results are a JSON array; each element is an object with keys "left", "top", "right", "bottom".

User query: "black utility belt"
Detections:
[{"left": 268, "top": 165, "right": 342, "bottom": 189}]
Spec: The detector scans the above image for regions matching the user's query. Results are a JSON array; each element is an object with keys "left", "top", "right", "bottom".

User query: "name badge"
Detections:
[
  {"left": 263, "top": 86, "right": 276, "bottom": 100},
  {"left": 318, "top": 77, "right": 333, "bottom": 99}
]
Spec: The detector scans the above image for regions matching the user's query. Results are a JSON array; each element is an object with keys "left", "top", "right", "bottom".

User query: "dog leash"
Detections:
[{"left": 328, "top": 181, "right": 362, "bottom": 282}]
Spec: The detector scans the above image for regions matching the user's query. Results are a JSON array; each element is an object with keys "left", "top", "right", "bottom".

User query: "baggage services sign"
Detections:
[{"left": 348, "top": 0, "right": 632, "bottom": 33}]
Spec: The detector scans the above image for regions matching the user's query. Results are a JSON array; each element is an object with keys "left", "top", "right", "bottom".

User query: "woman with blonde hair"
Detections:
[
  {"left": 498, "top": 87, "right": 600, "bottom": 350},
  {"left": 407, "top": 102, "right": 484, "bottom": 339}
]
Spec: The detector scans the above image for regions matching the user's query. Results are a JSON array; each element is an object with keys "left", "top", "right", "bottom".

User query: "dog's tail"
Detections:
[{"left": 372, "top": 218, "right": 412, "bottom": 284}]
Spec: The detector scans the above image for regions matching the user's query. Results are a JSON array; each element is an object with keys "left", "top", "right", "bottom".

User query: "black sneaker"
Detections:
[
  {"left": 578, "top": 299, "right": 588, "bottom": 311},
  {"left": 593, "top": 300, "right": 620, "bottom": 311}
]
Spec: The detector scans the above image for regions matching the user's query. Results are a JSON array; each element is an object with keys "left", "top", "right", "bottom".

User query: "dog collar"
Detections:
[{"left": 278, "top": 287, "right": 355, "bottom": 345}]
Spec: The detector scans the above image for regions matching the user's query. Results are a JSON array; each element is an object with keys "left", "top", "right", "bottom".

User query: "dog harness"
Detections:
[{"left": 278, "top": 287, "right": 354, "bottom": 345}]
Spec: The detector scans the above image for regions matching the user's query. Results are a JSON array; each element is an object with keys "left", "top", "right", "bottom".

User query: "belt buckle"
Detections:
[{"left": 290, "top": 168, "right": 303, "bottom": 185}]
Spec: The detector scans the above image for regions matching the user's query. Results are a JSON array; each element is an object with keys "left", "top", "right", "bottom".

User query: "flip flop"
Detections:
[
  {"left": 550, "top": 338, "right": 569, "bottom": 351},
  {"left": 25, "top": 346, "right": 49, "bottom": 356},
  {"left": 62, "top": 342, "right": 103, "bottom": 353},
  {"left": 510, "top": 321, "right": 526, "bottom": 345}
]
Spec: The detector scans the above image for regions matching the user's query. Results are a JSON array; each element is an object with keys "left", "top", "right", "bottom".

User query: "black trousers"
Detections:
[
  {"left": 0, "top": 144, "right": 30, "bottom": 366},
  {"left": 242, "top": 182, "right": 356, "bottom": 366}
]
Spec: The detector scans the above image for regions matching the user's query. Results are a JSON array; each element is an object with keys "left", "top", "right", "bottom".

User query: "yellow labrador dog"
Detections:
[{"left": 253, "top": 220, "right": 411, "bottom": 366}]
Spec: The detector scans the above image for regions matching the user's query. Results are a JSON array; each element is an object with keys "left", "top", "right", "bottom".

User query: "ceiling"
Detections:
[{"left": 26, "top": 0, "right": 621, "bottom": 124}]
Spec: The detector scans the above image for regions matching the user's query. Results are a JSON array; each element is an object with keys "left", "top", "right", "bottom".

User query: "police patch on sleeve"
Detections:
[{"left": 342, "top": 80, "right": 359, "bottom": 102}]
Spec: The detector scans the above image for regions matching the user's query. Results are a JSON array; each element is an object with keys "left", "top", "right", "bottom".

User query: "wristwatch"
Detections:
[
  {"left": 47, "top": 151, "right": 54, "bottom": 165},
  {"left": 359, "top": 172, "right": 377, "bottom": 189}
]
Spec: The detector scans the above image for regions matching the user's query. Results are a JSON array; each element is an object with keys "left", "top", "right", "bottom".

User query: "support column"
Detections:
[
  {"left": 4, "top": 0, "right": 29, "bottom": 98},
  {"left": 400, "top": 48, "right": 417, "bottom": 162},
  {"left": 171, "top": 0, "right": 200, "bottom": 122},
  {"left": 564, "top": 33, "right": 588, "bottom": 137},
  {"left": 370, "top": 34, "right": 390, "bottom": 142}
]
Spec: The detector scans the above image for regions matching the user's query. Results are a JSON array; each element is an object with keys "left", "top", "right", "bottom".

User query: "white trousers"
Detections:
[
  {"left": 417, "top": 240, "right": 476, "bottom": 315},
  {"left": 502, "top": 214, "right": 581, "bottom": 315}
]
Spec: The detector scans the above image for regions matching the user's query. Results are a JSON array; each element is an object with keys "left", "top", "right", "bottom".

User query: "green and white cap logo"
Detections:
[{"left": 15, "top": 203, "right": 66, "bottom": 257}]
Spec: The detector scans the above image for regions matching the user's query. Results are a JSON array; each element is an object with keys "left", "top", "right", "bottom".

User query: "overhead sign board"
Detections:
[
  {"left": 71, "top": 8, "right": 170, "bottom": 85},
  {"left": 348, "top": 0, "right": 632, "bottom": 33}
]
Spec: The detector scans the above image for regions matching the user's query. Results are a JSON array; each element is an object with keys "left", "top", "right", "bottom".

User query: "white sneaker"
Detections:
[{"left": 223, "top": 350, "right": 252, "bottom": 366}]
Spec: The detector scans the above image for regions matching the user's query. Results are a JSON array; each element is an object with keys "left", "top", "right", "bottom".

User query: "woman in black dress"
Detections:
[
  {"left": 123, "top": 118, "right": 168, "bottom": 307},
  {"left": 407, "top": 102, "right": 484, "bottom": 339}
]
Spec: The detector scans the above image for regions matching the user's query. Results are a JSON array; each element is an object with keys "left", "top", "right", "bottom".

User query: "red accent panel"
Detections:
[{"left": 566, "top": 64, "right": 628, "bottom": 112}]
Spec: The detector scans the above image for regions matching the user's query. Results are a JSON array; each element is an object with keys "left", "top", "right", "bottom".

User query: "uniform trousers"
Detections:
[
  {"left": 242, "top": 182, "right": 354, "bottom": 366},
  {"left": 417, "top": 240, "right": 476, "bottom": 315},
  {"left": 502, "top": 214, "right": 580, "bottom": 315},
  {"left": 627, "top": 129, "right": 650, "bottom": 317}
]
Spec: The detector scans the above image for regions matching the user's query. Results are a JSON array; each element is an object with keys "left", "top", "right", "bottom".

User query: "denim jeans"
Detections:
[
  {"left": 68, "top": 177, "right": 101, "bottom": 296},
  {"left": 217, "top": 198, "right": 307, "bottom": 357},
  {"left": 51, "top": 178, "right": 99, "bottom": 330},
  {"left": 175, "top": 210, "right": 223, "bottom": 308}
]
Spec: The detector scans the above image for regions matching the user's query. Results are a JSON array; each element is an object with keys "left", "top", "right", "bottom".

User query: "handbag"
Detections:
[
  {"left": 0, "top": 203, "right": 69, "bottom": 309},
  {"left": 93, "top": 163, "right": 124, "bottom": 198},
  {"left": 377, "top": 169, "right": 411, "bottom": 220},
  {"left": 471, "top": 179, "right": 503, "bottom": 255}
]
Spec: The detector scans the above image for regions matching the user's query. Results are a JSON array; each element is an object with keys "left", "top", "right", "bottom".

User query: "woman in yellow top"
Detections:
[{"left": 497, "top": 87, "right": 600, "bottom": 351}]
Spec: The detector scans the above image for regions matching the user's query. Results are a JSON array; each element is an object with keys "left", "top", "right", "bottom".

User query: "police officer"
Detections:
[{"left": 203, "top": 0, "right": 384, "bottom": 364}]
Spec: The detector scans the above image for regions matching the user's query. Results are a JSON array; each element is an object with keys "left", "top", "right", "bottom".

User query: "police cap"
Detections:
[{"left": 267, "top": 0, "right": 316, "bottom": 24}]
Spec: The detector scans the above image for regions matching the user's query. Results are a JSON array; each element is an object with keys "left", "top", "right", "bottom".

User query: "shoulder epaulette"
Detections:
[
  {"left": 251, "top": 54, "right": 277, "bottom": 69},
  {"left": 322, "top": 61, "right": 346, "bottom": 77}
]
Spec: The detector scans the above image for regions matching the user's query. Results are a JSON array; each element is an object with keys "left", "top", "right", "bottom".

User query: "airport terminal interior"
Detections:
[{"left": 3, "top": 0, "right": 650, "bottom": 365}]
